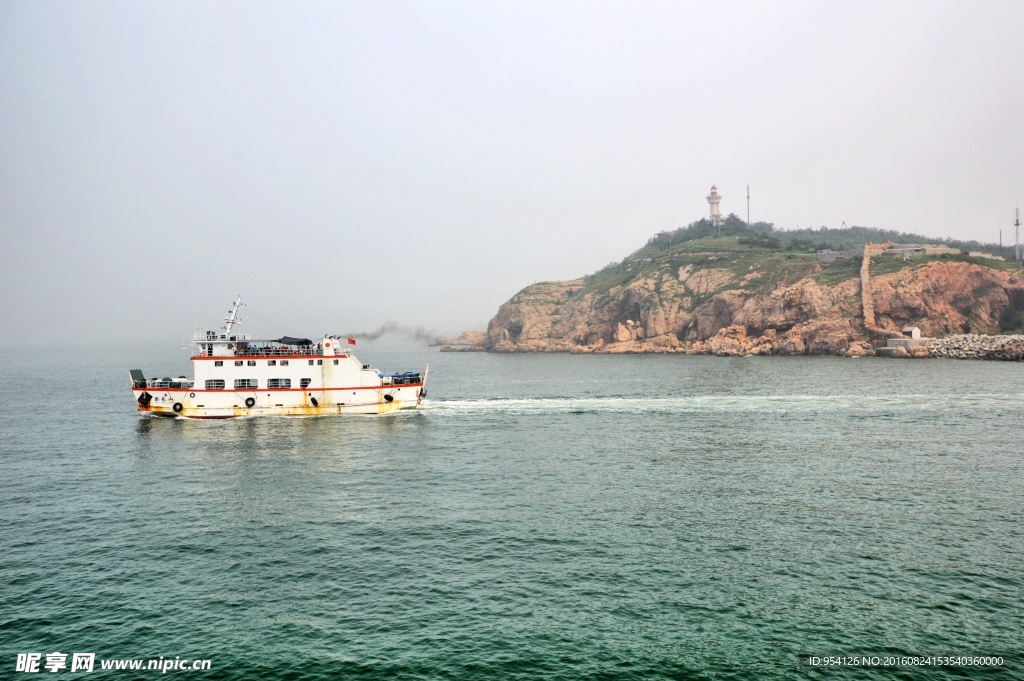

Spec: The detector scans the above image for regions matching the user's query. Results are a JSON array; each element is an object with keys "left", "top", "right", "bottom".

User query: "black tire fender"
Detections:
[
  {"left": 172, "top": 402, "right": 183, "bottom": 413},
  {"left": 383, "top": 393, "right": 394, "bottom": 403},
  {"left": 245, "top": 397, "right": 256, "bottom": 408}
]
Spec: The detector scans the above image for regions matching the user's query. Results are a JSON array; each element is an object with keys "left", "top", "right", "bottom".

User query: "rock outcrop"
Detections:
[
  {"left": 870, "top": 261, "right": 1023, "bottom": 337},
  {"left": 432, "top": 327, "right": 487, "bottom": 346},
  {"left": 472, "top": 238, "right": 1024, "bottom": 358}
]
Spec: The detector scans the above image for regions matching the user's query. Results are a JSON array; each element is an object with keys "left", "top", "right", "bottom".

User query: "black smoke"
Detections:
[{"left": 339, "top": 321, "right": 443, "bottom": 345}]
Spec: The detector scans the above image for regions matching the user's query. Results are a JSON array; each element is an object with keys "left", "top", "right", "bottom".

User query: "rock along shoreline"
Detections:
[
  {"left": 926, "top": 334, "right": 1024, "bottom": 361},
  {"left": 441, "top": 333, "right": 1024, "bottom": 361}
]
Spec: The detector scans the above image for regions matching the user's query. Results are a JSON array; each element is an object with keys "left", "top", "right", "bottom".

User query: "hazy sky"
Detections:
[{"left": 1, "top": 1, "right": 1021, "bottom": 343}]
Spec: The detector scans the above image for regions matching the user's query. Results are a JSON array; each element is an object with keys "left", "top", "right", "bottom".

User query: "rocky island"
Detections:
[{"left": 455, "top": 218, "right": 1024, "bottom": 358}]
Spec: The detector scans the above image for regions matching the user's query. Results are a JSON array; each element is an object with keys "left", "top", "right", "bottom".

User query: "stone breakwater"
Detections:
[{"left": 927, "top": 334, "right": 1024, "bottom": 361}]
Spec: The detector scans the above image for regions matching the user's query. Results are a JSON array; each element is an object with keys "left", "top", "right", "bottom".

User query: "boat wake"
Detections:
[{"left": 424, "top": 393, "right": 1021, "bottom": 416}]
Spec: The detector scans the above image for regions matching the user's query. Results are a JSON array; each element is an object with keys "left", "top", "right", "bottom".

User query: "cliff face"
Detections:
[{"left": 483, "top": 242, "right": 1024, "bottom": 356}]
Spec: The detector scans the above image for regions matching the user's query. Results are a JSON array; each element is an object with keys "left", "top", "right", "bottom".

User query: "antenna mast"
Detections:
[
  {"left": 1015, "top": 207, "right": 1021, "bottom": 262},
  {"left": 224, "top": 295, "right": 244, "bottom": 337},
  {"left": 747, "top": 185, "right": 750, "bottom": 226}
]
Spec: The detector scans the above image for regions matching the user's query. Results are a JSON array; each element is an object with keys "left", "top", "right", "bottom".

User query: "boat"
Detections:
[{"left": 129, "top": 296, "right": 428, "bottom": 418}]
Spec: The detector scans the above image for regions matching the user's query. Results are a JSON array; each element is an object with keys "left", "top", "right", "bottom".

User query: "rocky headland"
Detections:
[
  {"left": 460, "top": 224, "right": 1024, "bottom": 359},
  {"left": 433, "top": 329, "right": 487, "bottom": 350}
]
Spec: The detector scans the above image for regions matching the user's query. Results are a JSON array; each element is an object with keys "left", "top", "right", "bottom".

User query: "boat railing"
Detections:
[
  {"left": 380, "top": 373, "right": 423, "bottom": 386},
  {"left": 133, "top": 379, "right": 195, "bottom": 390},
  {"left": 192, "top": 347, "right": 336, "bottom": 359}
]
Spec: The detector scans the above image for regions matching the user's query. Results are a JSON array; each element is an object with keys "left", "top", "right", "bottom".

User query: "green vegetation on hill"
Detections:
[
  {"left": 630, "top": 214, "right": 781, "bottom": 258},
  {"left": 1000, "top": 304, "right": 1024, "bottom": 333},
  {"left": 577, "top": 233, "right": 819, "bottom": 304},
  {"left": 639, "top": 214, "right": 1005, "bottom": 256},
  {"left": 555, "top": 216, "right": 1020, "bottom": 313},
  {"left": 814, "top": 253, "right": 1021, "bottom": 287},
  {"left": 577, "top": 215, "right": 818, "bottom": 302},
  {"left": 775, "top": 225, "right": 1003, "bottom": 254}
]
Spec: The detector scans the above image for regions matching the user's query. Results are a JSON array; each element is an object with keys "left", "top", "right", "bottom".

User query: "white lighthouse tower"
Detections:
[{"left": 706, "top": 185, "right": 723, "bottom": 227}]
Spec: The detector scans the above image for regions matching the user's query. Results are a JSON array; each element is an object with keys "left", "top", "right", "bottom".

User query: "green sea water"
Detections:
[{"left": 2, "top": 346, "right": 1022, "bottom": 679}]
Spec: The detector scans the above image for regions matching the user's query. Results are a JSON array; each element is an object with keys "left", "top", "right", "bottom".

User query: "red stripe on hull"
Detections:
[
  {"left": 132, "top": 384, "right": 422, "bottom": 394},
  {"left": 190, "top": 354, "right": 350, "bottom": 361}
]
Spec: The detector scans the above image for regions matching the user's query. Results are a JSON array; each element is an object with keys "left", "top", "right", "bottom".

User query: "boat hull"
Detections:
[{"left": 132, "top": 384, "right": 423, "bottom": 418}]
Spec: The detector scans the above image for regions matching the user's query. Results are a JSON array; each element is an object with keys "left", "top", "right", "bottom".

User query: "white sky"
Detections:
[{"left": 1, "top": 0, "right": 1021, "bottom": 343}]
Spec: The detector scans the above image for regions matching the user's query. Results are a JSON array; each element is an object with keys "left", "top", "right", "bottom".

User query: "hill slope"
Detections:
[{"left": 479, "top": 223, "right": 1024, "bottom": 356}]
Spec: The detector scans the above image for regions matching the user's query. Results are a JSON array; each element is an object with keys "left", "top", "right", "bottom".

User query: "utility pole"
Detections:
[
  {"left": 1011, "top": 204, "right": 1019, "bottom": 262},
  {"left": 1016, "top": 207, "right": 1021, "bottom": 262}
]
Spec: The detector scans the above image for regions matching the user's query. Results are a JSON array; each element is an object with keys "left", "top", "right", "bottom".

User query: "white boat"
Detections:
[{"left": 129, "top": 296, "right": 428, "bottom": 418}]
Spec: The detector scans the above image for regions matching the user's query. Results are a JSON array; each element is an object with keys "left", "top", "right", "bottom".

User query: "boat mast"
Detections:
[{"left": 224, "top": 295, "right": 243, "bottom": 337}]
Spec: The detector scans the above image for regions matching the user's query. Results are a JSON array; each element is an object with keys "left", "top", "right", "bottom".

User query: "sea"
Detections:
[{"left": 2, "top": 344, "right": 1022, "bottom": 680}]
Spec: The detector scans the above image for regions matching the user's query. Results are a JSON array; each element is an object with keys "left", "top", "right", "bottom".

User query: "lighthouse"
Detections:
[{"left": 706, "top": 185, "right": 723, "bottom": 227}]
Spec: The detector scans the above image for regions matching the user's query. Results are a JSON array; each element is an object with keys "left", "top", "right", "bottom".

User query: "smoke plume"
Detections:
[{"left": 340, "top": 321, "right": 443, "bottom": 345}]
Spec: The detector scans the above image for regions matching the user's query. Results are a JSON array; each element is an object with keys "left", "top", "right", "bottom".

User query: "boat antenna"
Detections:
[{"left": 224, "top": 295, "right": 244, "bottom": 336}]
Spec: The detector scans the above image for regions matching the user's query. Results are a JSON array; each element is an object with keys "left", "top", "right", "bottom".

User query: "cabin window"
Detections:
[
  {"left": 300, "top": 378, "right": 312, "bottom": 388},
  {"left": 267, "top": 378, "right": 292, "bottom": 389},
  {"left": 308, "top": 360, "right": 314, "bottom": 365},
  {"left": 268, "top": 360, "right": 276, "bottom": 366},
  {"left": 235, "top": 361, "right": 243, "bottom": 366},
  {"left": 234, "top": 378, "right": 258, "bottom": 389},
  {"left": 247, "top": 360, "right": 256, "bottom": 367},
  {"left": 317, "top": 359, "right": 323, "bottom": 365},
  {"left": 333, "top": 359, "right": 339, "bottom": 365},
  {"left": 280, "top": 360, "right": 289, "bottom": 366},
  {"left": 214, "top": 360, "right": 223, "bottom": 367},
  {"left": 205, "top": 379, "right": 226, "bottom": 390}
]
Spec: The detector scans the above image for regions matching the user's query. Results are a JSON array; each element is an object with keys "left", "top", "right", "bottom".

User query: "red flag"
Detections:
[{"left": 347, "top": 337, "right": 356, "bottom": 345}]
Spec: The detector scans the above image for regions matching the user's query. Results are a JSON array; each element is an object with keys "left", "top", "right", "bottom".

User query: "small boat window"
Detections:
[
  {"left": 280, "top": 360, "right": 289, "bottom": 366},
  {"left": 308, "top": 360, "right": 314, "bottom": 366},
  {"left": 333, "top": 359, "right": 339, "bottom": 365},
  {"left": 214, "top": 361, "right": 223, "bottom": 367},
  {"left": 317, "top": 359, "right": 323, "bottom": 365},
  {"left": 247, "top": 360, "right": 256, "bottom": 366},
  {"left": 300, "top": 378, "right": 312, "bottom": 388},
  {"left": 235, "top": 361, "right": 243, "bottom": 366},
  {"left": 267, "top": 378, "right": 292, "bottom": 388},
  {"left": 234, "top": 378, "right": 258, "bottom": 389},
  {"left": 268, "top": 360, "right": 277, "bottom": 366},
  {"left": 205, "top": 379, "right": 226, "bottom": 390}
]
